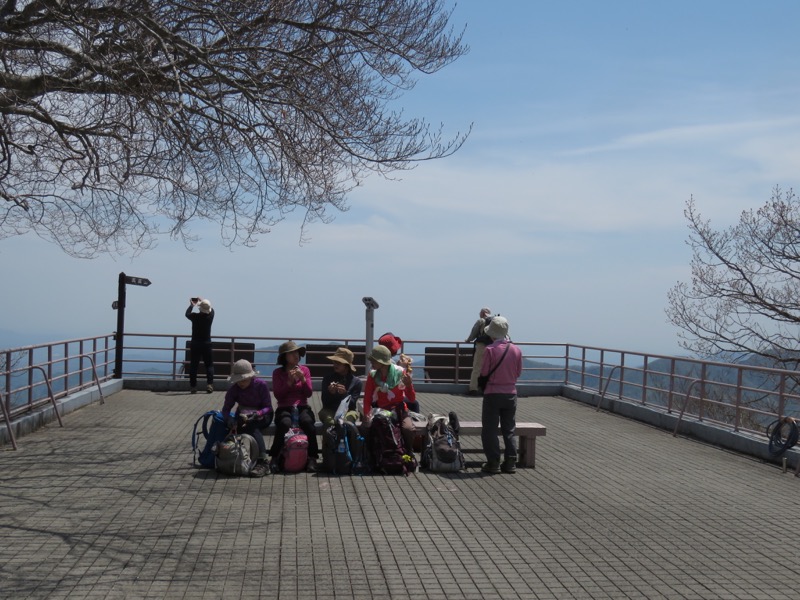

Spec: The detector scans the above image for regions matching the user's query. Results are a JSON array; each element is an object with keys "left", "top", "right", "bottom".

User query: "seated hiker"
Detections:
[
  {"left": 319, "top": 347, "right": 363, "bottom": 426},
  {"left": 377, "top": 332, "right": 420, "bottom": 413},
  {"left": 271, "top": 340, "right": 319, "bottom": 472},
  {"left": 221, "top": 359, "right": 273, "bottom": 477},
  {"left": 363, "top": 344, "right": 417, "bottom": 455}
]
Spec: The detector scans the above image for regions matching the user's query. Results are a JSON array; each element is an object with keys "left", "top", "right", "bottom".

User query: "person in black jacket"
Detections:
[
  {"left": 319, "top": 347, "right": 363, "bottom": 426},
  {"left": 185, "top": 297, "right": 215, "bottom": 394}
]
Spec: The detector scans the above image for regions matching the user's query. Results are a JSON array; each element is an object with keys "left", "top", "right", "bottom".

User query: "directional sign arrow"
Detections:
[{"left": 124, "top": 276, "right": 152, "bottom": 287}]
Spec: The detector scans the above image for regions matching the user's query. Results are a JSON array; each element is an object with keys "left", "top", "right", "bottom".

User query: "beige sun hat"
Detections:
[
  {"left": 228, "top": 359, "right": 257, "bottom": 384},
  {"left": 327, "top": 347, "right": 356, "bottom": 372},
  {"left": 198, "top": 299, "right": 212, "bottom": 314}
]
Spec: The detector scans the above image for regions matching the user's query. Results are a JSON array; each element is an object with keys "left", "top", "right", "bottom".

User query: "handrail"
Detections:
[
  {"left": 0, "top": 389, "right": 17, "bottom": 450},
  {"left": 29, "top": 365, "right": 64, "bottom": 427},
  {"left": 76, "top": 353, "right": 106, "bottom": 406},
  {"left": 673, "top": 379, "right": 704, "bottom": 437},
  {"left": 595, "top": 365, "right": 622, "bottom": 411}
]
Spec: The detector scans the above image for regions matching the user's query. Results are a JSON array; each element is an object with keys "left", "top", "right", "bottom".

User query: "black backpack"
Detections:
[
  {"left": 368, "top": 409, "right": 410, "bottom": 475},
  {"left": 321, "top": 420, "right": 360, "bottom": 475},
  {"left": 476, "top": 316, "right": 493, "bottom": 345}
]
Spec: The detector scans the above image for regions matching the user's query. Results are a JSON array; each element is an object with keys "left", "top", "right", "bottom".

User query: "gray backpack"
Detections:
[
  {"left": 421, "top": 414, "right": 465, "bottom": 472},
  {"left": 212, "top": 433, "right": 258, "bottom": 475}
]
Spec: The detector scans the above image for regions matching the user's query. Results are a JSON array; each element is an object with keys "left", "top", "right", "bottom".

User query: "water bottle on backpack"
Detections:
[{"left": 291, "top": 405, "right": 299, "bottom": 428}]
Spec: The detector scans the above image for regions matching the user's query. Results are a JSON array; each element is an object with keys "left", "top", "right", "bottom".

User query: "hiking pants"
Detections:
[{"left": 481, "top": 393, "right": 517, "bottom": 463}]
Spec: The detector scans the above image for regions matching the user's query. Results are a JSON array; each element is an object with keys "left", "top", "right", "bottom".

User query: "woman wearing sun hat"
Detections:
[
  {"left": 364, "top": 344, "right": 417, "bottom": 454},
  {"left": 221, "top": 359, "right": 273, "bottom": 477},
  {"left": 270, "top": 340, "right": 318, "bottom": 471},
  {"left": 318, "top": 347, "right": 363, "bottom": 427},
  {"left": 479, "top": 316, "right": 522, "bottom": 475}
]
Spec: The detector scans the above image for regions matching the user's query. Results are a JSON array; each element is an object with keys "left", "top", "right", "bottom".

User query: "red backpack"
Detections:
[{"left": 280, "top": 428, "right": 309, "bottom": 473}]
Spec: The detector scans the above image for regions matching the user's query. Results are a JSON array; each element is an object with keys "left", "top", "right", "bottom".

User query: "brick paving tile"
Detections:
[{"left": 2, "top": 389, "right": 800, "bottom": 599}]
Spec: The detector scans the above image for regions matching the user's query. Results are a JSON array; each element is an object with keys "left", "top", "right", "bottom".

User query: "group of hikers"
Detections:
[{"left": 187, "top": 298, "right": 522, "bottom": 477}]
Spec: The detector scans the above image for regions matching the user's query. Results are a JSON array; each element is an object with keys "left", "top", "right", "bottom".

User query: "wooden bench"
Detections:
[
  {"left": 259, "top": 420, "right": 547, "bottom": 469},
  {"left": 412, "top": 420, "right": 546, "bottom": 469}
]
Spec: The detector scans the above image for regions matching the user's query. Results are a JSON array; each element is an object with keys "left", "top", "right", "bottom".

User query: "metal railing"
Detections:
[
  {"left": 3, "top": 334, "right": 799, "bottom": 443},
  {"left": 1, "top": 335, "right": 115, "bottom": 422}
]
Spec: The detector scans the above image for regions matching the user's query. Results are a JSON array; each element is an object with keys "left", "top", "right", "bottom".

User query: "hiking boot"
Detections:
[
  {"left": 250, "top": 460, "right": 269, "bottom": 478},
  {"left": 206, "top": 384, "right": 214, "bottom": 394},
  {"left": 481, "top": 461, "right": 501, "bottom": 474},
  {"left": 190, "top": 387, "right": 197, "bottom": 394},
  {"left": 501, "top": 459, "right": 517, "bottom": 474},
  {"left": 306, "top": 457, "right": 318, "bottom": 472}
]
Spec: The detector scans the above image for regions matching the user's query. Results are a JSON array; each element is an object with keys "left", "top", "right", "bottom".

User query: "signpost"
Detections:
[{"left": 113, "top": 272, "right": 151, "bottom": 378}]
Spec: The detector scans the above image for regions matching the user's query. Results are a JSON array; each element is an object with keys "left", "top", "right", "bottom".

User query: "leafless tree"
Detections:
[
  {"left": 0, "top": 0, "right": 469, "bottom": 257},
  {"left": 667, "top": 187, "right": 800, "bottom": 372}
]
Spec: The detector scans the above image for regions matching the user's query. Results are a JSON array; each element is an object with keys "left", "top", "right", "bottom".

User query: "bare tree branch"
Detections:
[
  {"left": 667, "top": 187, "right": 800, "bottom": 371},
  {"left": 0, "top": 0, "right": 470, "bottom": 257}
]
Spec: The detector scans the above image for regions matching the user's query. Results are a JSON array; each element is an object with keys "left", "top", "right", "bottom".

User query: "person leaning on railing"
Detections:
[{"left": 466, "top": 307, "right": 493, "bottom": 397}]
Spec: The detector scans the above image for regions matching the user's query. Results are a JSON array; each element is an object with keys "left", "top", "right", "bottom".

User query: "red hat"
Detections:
[{"left": 378, "top": 332, "right": 402, "bottom": 356}]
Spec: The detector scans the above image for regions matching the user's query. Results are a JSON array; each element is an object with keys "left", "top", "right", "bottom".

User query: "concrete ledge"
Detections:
[
  {"left": 1, "top": 379, "right": 123, "bottom": 449},
  {"left": 561, "top": 384, "right": 800, "bottom": 471}
]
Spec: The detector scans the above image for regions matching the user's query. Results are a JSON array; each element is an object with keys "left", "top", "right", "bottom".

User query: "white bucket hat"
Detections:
[
  {"left": 199, "top": 299, "right": 212, "bottom": 314},
  {"left": 484, "top": 316, "right": 509, "bottom": 340},
  {"left": 228, "top": 359, "right": 257, "bottom": 383}
]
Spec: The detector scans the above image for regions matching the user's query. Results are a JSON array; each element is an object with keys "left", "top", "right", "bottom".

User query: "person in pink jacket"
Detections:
[
  {"left": 270, "top": 340, "right": 318, "bottom": 471},
  {"left": 479, "top": 316, "right": 523, "bottom": 474}
]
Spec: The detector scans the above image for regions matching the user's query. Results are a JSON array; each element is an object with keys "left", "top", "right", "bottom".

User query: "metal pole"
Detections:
[
  {"left": 362, "top": 297, "right": 379, "bottom": 377},
  {"left": 113, "top": 272, "right": 127, "bottom": 378}
]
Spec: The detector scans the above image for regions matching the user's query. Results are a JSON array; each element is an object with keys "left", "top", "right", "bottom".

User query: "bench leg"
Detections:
[{"left": 517, "top": 436, "right": 536, "bottom": 468}]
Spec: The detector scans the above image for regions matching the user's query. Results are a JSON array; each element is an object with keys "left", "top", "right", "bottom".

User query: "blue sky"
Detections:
[{"left": 4, "top": 0, "right": 800, "bottom": 355}]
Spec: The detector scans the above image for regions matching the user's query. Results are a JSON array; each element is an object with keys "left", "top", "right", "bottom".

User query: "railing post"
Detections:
[
  {"left": 699, "top": 363, "right": 707, "bottom": 422},
  {"left": 667, "top": 358, "right": 676, "bottom": 413},
  {"left": 734, "top": 368, "right": 743, "bottom": 432},
  {"left": 642, "top": 355, "right": 649, "bottom": 405}
]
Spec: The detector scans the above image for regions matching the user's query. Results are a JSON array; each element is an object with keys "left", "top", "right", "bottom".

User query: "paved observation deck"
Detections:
[{"left": 1, "top": 388, "right": 799, "bottom": 599}]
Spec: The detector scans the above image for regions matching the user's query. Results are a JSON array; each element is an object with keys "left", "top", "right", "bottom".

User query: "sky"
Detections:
[{"left": 4, "top": 0, "right": 800, "bottom": 356}]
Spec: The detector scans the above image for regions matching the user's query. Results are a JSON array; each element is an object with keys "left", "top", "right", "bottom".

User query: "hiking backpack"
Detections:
[
  {"left": 192, "top": 410, "right": 230, "bottom": 468},
  {"left": 368, "top": 408, "right": 410, "bottom": 475},
  {"left": 321, "top": 420, "right": 360, "bottom": 475},
  {"left": 213, "top": 433, "right": 258, "bottom": 475},
  {"left": 421, "top": 413, "right": 465, "bottom": 472},
  {"left": 279, "top": 428, "right": 309, "bottom": 473}
]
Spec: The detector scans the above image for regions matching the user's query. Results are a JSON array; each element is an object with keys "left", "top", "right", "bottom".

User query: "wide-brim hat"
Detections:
[
  {"left": 277, "top": 340, "right": 306, "bottom": 362},
  {"left": 485, "top": 316, "right": 509, "bottom": 340},
  {"left": 378, "top": 333, "right": 402, "bottom": 356},
  {"left": 327, "top": 347, "right": 356, "bottom": 372},
  {"left": 199, "top": 299, "right": 212, "bottom": 314},
  {"left": 368, "top": 344, "right": 393, "bottom": 366},
  {"left": 228, "top": 359, "right": 258, "bottom": 383}
]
